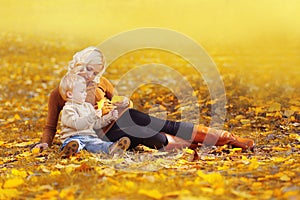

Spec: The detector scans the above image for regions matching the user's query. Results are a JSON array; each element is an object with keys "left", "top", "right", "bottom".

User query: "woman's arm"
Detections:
[
  {"left": 96, "top": 77, "right": 115, "bottom": 101},
  {"left": 85, "top": 77, "right": 114, "bottom": 106},
  {"left": 41, "top": 88, "right": 65, "bottom": 146}
]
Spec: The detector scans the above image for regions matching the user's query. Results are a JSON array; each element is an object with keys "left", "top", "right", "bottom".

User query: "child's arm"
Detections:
[
  {"left": 61, "top": 105, "right": 97, "bottom": 130},
  {"left": 94, "top": 110, "right": 118, "bottom": 129}
]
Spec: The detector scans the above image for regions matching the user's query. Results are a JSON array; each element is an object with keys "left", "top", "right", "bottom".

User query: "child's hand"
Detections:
[
  {"left": 110, "top": 110, "right": 119, "bottom": 121},
  {"left": 102, "top": 110, "right": 119, "bottom": 122},
  {"left": 95, "top": 109, "right": 103, "bottom": 118}
]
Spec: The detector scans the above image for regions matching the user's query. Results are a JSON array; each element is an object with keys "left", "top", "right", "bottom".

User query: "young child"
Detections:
[{"left": 59, "top": 73, "right": 130, "bottom": 158}]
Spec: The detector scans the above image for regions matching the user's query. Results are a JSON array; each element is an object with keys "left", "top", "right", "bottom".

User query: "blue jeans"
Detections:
[{"left": 61, "top": 135, "right": 113, "bottom": 154}]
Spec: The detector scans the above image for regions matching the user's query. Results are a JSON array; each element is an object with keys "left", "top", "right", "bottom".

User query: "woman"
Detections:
[{"left": 34, "top": 46, "right": 254, "bottom": 152}]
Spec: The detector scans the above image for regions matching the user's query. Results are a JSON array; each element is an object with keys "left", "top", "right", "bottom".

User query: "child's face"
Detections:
[{"left": 72, "top": 82, "right": 87, "bottom": 103}]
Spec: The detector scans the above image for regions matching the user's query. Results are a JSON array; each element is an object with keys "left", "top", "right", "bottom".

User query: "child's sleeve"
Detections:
[{"left": 94, "top": 116, "right": 111, "bottom": 129}]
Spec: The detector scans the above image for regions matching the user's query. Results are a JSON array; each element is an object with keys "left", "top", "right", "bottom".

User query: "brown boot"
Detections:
[
  {"left": 164, "top": 134, "right": 198, "bottom": 150},
  {"left": 216, "top": 131, "right": 255, "bottom": 150},
  {"left": 192, "top": 125, "right": 255, "bottom": 151}
]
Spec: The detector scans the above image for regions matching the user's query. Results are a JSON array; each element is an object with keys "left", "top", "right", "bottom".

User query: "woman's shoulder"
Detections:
[
  {"left": 49, "top": 87, "right": 65, "bottom": 106},
  {"left": 97, "top": 77, "right": 114, "bottom": 98},
  {"left": 98, "top": 76, "right": 112, "bottom": 85},
  {"left": 50, "top": 87, "right": 60, "bottom": 96}
]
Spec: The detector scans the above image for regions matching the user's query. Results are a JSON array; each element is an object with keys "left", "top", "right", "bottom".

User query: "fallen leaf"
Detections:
[
  {"left": 3, "top": 178, "right": 24, "bottom": 188},
  {"left": 138, "top": 189, "right": 163, "bottom": 200},
  {"left": 0, "top": 188, "right": 21, "bottom": 199},
  {"left": 280, "top": 174, "right": 291, "bottom": 181}
]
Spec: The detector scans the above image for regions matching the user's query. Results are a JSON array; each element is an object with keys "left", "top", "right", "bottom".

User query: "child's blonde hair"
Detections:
[{"left": 59, "top": 73, "right": 86, "bottom": 101}]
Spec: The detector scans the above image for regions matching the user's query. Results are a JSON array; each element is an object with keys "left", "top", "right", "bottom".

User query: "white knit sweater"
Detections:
[{"left": 60, "top": 101, "right": 110, "bottom": 142}]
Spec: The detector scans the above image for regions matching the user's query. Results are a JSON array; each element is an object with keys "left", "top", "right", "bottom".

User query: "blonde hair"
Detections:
[
  {"left": 68, "top": 46, "right": 105, "bottom": 74},
  {"left": 59, "top": 73, "right": 86, "bottom": 101}
]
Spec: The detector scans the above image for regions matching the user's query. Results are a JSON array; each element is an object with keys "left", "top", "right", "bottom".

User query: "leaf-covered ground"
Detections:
[{"left": 0, "top": 33, "right": 299, "bottom": 199}]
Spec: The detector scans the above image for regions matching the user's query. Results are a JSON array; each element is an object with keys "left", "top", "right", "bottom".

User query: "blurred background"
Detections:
[
  {"left": 1, "top": 0, "right": 299, "bottom": 45},
  {"left": 0, "top": 0, "right": 299, "bottom": 104},
  {"left": 1, "top": 2, "right": 300, "bottom": 198}
]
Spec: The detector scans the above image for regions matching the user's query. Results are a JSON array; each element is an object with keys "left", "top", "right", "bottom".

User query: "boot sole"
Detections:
[
  {"left": 109, "top": 137, "right": 131, "bottom": 154},
  {"left": 60, "top": 141, "right": 79, "bottom": 158}
]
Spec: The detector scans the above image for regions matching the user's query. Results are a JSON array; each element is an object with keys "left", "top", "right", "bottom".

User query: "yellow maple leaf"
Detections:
[
  {"left": 50, "top": 170, "right": 61, "bottom": 176},
  {"left": 3, "top": 178, "right": 24, "bottom": 188},
  {"left": 36, "top": 190, "right": 59, "bottom": 199},
  {"left": 31, "top": 147, "right": 40, "bottom": 154},
  {"left": 59, "top": 187, "right": 76, "bottom": 200},
  {"left": 280, "top": 174, "right": 291, "bottom": 181},
  {"left": 248, "top": 158, "right": 260, "bottom": 170},
  {"left": 11, "top": 169, "right": 27, "bottom": 178},
  {"left": 125, "top": 181, "right": 135, "bottom": 189},
  {"left": 14, "top": 113, "right": 21, "bottom": 120},
  {"left": 255, "top": 106, "right": 264, "bottom": 115},
  {"left": 271, "top": 157, "right": 286, "bottom": 163},
  {"left": 197, "top": 171, "right": 224, "bottom": 188},
  {"left": 0, "top": 188, "right": 21, "bottom": 199},
  {"left": 184, "top": 148, "right": 194, "bottom": 154},
  {"left": 97, "top": 99, "right": 105, "bottom": 110},
  {"left": 289, "top": 133, "right": 300, "bottom": 142},
  {"left": 138, "top": 189, "right": 163, "bottom": 200},
  {"left": 111, "top": 95, "right": 125, "bottom": 104},
  {"left": 164, "top": 190, "right": 191, "bottom": 198}
]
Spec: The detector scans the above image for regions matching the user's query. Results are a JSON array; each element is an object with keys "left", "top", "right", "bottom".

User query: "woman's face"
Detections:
[{"left": 77, "top": 63, "right": 104, "bottom": 82}]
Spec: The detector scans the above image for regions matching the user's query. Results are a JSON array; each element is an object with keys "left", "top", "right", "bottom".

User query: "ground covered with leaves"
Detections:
[{"left": 0, "top": 33, "right": 299, "bottom": 199}]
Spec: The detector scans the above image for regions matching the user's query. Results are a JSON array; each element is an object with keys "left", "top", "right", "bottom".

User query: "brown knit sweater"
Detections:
[{"left": 41, "top": 77, "right": 114, "bottom": 146}]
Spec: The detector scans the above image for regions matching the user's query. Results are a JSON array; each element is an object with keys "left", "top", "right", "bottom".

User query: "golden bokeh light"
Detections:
[{"left": 1, "top": 0, "right": 299, "bottom": 44}]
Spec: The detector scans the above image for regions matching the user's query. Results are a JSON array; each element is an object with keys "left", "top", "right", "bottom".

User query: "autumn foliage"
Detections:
[{"left": 0, "top": 33, "right": 299, "bottom": 199}]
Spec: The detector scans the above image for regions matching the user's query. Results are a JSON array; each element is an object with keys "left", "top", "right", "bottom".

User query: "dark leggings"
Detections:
[{"left": 102, "top": 109, "right": 194, "bottom": 149}]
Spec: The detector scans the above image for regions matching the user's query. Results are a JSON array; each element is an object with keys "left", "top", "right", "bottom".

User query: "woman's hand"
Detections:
[
  {"left": 31, "top": 143, "right": 48, "bottom": 152},
  {"left": 113, "top": 96, "right": 130, "bottom": 108}
]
